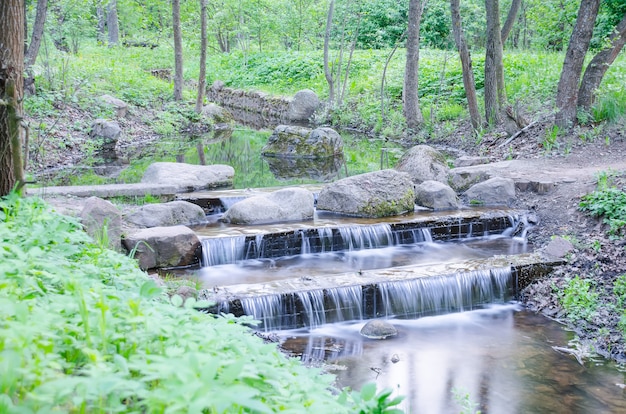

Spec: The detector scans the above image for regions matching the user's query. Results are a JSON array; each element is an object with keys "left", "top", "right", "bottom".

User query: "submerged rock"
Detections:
[{"left": 360, "top": 320, "right": 398, "bottom": 340}]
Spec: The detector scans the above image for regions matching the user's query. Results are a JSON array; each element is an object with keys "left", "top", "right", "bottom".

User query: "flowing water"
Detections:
[
  {"left": 190, "top": 206, "right": 625, "bottom": 412},
  {"left": 279, "top": 305, "right": 626, "bottom": 413}
]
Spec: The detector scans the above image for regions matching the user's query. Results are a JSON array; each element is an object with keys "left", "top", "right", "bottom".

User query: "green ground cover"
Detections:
[{"left": 0, "top": 193, "right": 402, "bottom": 413}]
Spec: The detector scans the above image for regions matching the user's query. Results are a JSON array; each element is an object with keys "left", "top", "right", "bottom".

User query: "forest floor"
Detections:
[
  {"left": 26, "top": 103, "right": 626, "bottom": 363},
  {"left": 433, "top": 116, "right": 626, "bottom": 363}
]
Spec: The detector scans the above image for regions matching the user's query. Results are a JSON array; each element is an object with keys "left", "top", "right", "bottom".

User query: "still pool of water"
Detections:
[{"left": 279, "top": 304, "right": 626, "bottom": 413}]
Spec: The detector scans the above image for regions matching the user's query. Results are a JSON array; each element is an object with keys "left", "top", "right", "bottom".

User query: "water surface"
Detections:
[{"left": 280, "top": 305, "right": 626, "bottom": 413}]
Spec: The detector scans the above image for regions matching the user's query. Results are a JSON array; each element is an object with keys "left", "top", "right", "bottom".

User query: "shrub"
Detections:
[
  {"left": 579, "top": 186, "right": 626, "bottom": 236},
  {"left": 0, "top": 193, "right": 402, "bottom": 413},
  {"left": 558, "top": 276, "right": 599, "bottom": 322}
]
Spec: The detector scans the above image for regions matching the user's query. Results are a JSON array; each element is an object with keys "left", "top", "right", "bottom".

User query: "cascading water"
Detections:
[
  {"left": 212, "top": 267, "right": 513, "bottom": 331},
  {"left": 200, "top": 235, "right": 247, "bottom": 266}
]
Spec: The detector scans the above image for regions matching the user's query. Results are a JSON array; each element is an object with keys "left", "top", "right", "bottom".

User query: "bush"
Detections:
[
  {"left": 579, "top": 186, "right": 626, "bottom": 236},
  {"left": 558, "top": 276, "right": 599, "bottom": 322},
  {"left": 0, "top": 193, "right": 402, "bottom": 413}
]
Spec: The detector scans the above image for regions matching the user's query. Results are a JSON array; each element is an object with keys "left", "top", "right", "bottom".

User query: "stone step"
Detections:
[
  {"left": 27, "top": 183, "right": 178, "bottom": 199},
  {"left": 198, "top": 253, "right": 563, "bottom": 330}
]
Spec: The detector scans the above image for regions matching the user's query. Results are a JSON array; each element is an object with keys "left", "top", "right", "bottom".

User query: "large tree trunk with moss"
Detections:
[
  {"left": 450, "top": 0, "right": 481, "bottom": 129},
  {"left": 484, "top": 0, "right": 506, "bottom": 125},
  {"left": 0, "top": 0, "right": 26, "bottom": 196},
  {"left": 195, "top": 0, "right": 208, "bottom": 113},
  {"left": 403, "top": 0, "right": 424, "bottom": 132},
  {"left": 577, "top": 13, "right": 626, "bottom": 111},
  {"left": 107, "top": 0, "right": 119, "bottom": 47},
  {"left": 172, "top": 0, "right": 183, "bottom": 101},
  {"left": 500, "top": 0, "right": 521, "bottom": 44},
  {"left": 555, "top": 0, "right": 601, "bottom": 129}
]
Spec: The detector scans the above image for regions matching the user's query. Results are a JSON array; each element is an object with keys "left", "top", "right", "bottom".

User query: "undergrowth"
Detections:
[
  {"left": 0, "top": 193, "right": 403, "bottom": 413},
  {"left": 579, "top": 171, "right": 626, "bottom": 237}
]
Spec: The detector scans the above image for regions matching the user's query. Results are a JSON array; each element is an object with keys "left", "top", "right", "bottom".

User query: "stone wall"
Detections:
[{"left": 207, "top": 81, "right": 319, "bottom": 128}]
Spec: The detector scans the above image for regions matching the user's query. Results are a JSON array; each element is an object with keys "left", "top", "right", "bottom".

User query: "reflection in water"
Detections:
[
  {"left": 279, "top": 306, "right": 626, "bottom": 413},
  {"left": 262, "top": 155, "right": 345, "bottom": 182}
]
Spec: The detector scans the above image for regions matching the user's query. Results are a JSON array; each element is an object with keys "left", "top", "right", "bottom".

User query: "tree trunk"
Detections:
[
  {"left": 450, "top": 0, "right": 481, "bottom": 129},
  {"left": 500, "top": 0, "right": 521, "bottom": 44},
  {"left": 107, "top": 0, "right": 119, "bottom": 47},
  {"left": 323, "top": 0, "right": 335, "bottom": 106},
  {"left": 195, "top": 0, "right": 208, "bottom": 113},
  {"left": 25, "top": 0, "right": 48, "bottom": 68},
  {"left": 0, "top": 0, "right": 26, "bottom": 196},
  {"left": 24, "top": 0, "right": 47, "bottom": 95},
  {"left": 555, "top": 0, "right": 601, "bottom": 129},
  {"left": 403, "top": 0, "right": 424, "bottom": 131},
  {"left": 484, "top": 0, "right": 506, "bottom": 124},
  {"left": 172, "top": 0, "right": 184, "bottom": 101},
  {"left": 577, "top": 12, "right": 626, "bottom": 111},
  {"left": 96, "top": 3, "right": 106, "bottom": 45}
]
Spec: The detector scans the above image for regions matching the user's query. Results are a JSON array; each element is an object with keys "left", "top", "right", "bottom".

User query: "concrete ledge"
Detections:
[
  {"left": 199, "top": 253, "right": 564, "bottom": 329},
  {"left": 27, "top": 183, "right": 178, "bottom": 199}
]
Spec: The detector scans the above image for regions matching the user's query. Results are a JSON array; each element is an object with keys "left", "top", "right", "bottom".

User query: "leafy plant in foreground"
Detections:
[
  {"left": 579, "top": 186, "right": 626, "bottom": 236},
  {"left": 558, "top": 276, "right": 599, "bottom": 322},
  {"left": 0, "top": 193, "right": 403, "bottom": 413}
]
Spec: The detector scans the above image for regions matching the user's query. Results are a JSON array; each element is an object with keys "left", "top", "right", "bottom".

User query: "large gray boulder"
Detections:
[
  {"left": 202, "top": 103, "right": 234, "bottom": 124},
  {"left": 395, "top": 145, "right": 449, "bottom": 184},
  {"left": 463, "top": 177, "right": 516, "bottom": 206},
  {"left": 141, "top": 162, "right": 234, "bottom": 192},
  {"left": 90, "top": 119, "right": 121, "bottom": 160},
  {"left": 80, "top": 196, "right": 123, "bottom": 252},
  {"left": 414, "top": 180, "right": 459, "bottom": 210},
  {"left": 125, "top": 201, "right": 207, "bottom": 228},
  {"left": 100, "top": 94, "right": 128, "bottom": 118},
  {"left": 287, "top": 89, "right": 320, "bottom": 122},
  {"left": 316, "top": 169, "right": 415, "bottom": 218},
  {"left": 448, "top": 169, "right": 490, "bottom": 192},
  {"left": 122, "top": 225, "right": 200, "bottom": 270},
  {"left": 221, "top": 187, "right": 314, "bottom": 225},
  {"left": 261, "top": 125, "right": 343, "bottom": 159}
]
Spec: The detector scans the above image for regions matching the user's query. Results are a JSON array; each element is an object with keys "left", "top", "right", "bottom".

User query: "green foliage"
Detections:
[
  {"left": 542, "top": 124, "right": 560, "bottom": 152},
  {"left": 558, "top": 276, "right": 599, "bottom": 322},
  {"left": 348, "top": 383, "right": 404, "bottom": 414},
  {"left": 579, "top": 185, "right": 626, "bottom": 236},
  {"left": 0, "top": 193, "right": 403, "bottom": 413},
  {"left": 613, "top": 274, "right": 626, "bottom": 309},
  {"left": 452, "top": 388, "right": 481, "bottom": 414}
]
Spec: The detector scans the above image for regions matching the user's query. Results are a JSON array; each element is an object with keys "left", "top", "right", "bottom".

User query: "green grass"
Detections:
[{"left": 0, "top": 192, "right": 403, "bottom": 412}]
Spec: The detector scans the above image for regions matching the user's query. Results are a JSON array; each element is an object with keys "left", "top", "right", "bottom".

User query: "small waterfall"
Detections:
[
  {"left": 227, "top": 267, "right": 513, "bottom": 331},
  {"left": 316, "top": 227, "right": 334, "bottom": 253},
  {"left": 201, "top": 236, "right": 247, "bottom": 266},
  {"left": 376, "top": 267, "right": 512, "bottom": 318},
  {"left": 337, "top": 223, "right": 394, "bottom": 250}
]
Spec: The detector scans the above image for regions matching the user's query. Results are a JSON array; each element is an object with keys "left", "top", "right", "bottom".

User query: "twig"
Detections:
[
  {"left": 497, "top": 119, "right": 540, "bottom": 148},
  {"left": 552, "top": 346, "right": 585, "bottom": 366}
]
